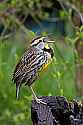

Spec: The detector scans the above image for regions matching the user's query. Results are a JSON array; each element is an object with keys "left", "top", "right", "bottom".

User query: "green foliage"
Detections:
[
  {"left": 0, "top": 30, "right": 34, "bottom": 125},
  {"left": 0, "top": 0, "right": 82, "bottom": 124}
]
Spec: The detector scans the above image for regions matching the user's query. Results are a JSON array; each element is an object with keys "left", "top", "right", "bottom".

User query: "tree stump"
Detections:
[{"left": 31, "top": 96, "right": 83, "bottom": 125}]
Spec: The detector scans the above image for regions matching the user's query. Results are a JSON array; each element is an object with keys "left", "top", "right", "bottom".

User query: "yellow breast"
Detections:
[
  {"left": 42, "top": 63, "right": 49, "bottom": 70},
  {"left": 42, "top": 58, "right": 52, "bottom": 71},
  {"left": 38, "top": 52, "right": 52, "bottom": 74},
  {"left": 38, "top": 58, "right": 52, "bottom": 77}
]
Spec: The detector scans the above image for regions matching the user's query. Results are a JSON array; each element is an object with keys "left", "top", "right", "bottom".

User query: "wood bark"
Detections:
[{"left": 31, "top": 96, "right": 83, "bottom": 125}]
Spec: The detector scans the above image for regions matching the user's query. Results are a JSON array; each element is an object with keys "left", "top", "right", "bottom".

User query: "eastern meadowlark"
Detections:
[{"left": 12, "top": 36, "right": 54, "bottom": 104}]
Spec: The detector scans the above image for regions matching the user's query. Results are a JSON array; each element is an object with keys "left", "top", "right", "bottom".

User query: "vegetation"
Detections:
[{"left": 0, "top": 0, "right": 83, "bottom": 125}]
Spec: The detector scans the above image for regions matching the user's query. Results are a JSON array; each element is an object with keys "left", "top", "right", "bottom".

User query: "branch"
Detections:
[{"left": 57, "top": 0, "right": 83, "bottom": 24}]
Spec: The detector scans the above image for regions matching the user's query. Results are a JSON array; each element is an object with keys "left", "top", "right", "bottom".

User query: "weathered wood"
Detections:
[{"left": 31, "top": 96, "right": 83, "bottom": 125}]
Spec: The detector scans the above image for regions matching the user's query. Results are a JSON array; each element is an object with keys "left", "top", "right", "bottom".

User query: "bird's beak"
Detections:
[{"left": 47, "top": 40, "right": 55, "bottom": 43}]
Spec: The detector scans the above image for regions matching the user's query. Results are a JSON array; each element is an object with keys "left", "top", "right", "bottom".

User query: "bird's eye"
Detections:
[
  {"left": 39, "top": 40, "right": 42, "bottom": 42},
  {"left": 43, "top": 37, "right": 48, "bottom": 42}
]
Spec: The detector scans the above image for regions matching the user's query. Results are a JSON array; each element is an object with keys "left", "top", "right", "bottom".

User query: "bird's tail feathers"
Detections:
[{"left": 16, "top": 84, "right": 21, "bottom": 99}]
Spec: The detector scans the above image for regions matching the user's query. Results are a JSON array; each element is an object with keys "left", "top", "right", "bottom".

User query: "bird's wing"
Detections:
[
  {"left": 12, "top": 47, "right": 36, "bottom": 81},
  {"left": 12, "top": 47, "right": 45, "bottom": 85}
]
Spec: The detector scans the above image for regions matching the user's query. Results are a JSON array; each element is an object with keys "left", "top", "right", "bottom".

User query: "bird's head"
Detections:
[{"left": 30, "top": 36, "right": 54, "bottom": 58}]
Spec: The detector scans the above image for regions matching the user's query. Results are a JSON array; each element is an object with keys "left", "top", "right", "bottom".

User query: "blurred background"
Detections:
[{"left": 0, "top": 0, "right": 83, "bottom": 124}]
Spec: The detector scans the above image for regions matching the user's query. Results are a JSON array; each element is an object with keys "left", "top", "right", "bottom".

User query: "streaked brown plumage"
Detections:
[{"left": 12, "top": 36, "right": 54, "bottom": 104}]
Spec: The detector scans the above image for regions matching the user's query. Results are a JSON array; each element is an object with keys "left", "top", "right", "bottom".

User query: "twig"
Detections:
[{"left": 57, "top": 0, "right": 83, "bottom": 24}]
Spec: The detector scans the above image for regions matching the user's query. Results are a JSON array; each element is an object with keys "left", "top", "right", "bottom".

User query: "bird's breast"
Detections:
[{"left": 39, "top": 52, "right": 52, "bottom": 72}]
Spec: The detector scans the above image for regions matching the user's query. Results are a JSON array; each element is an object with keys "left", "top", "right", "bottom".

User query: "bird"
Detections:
[{"left": 12, "top": 36, "right": 54, "bottom": 104}]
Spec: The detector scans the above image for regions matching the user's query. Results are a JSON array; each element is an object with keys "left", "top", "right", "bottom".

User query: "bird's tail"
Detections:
[{"left": 16, "top": 83, "right": 21, "bottom": 99}]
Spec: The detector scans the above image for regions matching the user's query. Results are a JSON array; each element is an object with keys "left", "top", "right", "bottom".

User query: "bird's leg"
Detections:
[{"left": 30, "top": 86, "right": 47, "bottom": 105}]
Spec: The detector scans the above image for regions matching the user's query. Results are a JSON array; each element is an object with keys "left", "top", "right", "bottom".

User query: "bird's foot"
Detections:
[
  {"left": 35, "top": 98, "right": 47, "bottom": 105},
  {"left": 30, "top": 86, "right": 47, "bottom": 105}
]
